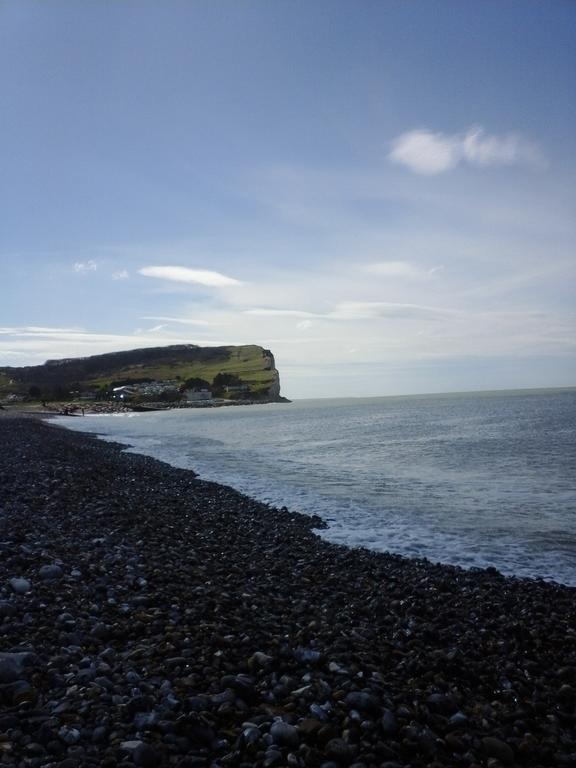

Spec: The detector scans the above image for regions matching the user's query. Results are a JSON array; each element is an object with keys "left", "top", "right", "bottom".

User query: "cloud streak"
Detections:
[
  {"left": 140, "top": 316, "right": 222, "bottom": 327},
  {"left": 389, "top": 126, "right": 544, "bottom": 175},
  {"left": 244, "top": 301, "right": 456, "bottom": 322},
  {"left": 330, "top": 301, "right": 457, "bottom": 321},
  {"left": 244, "top": 309, "right": 319, "bottom": 319},
  {"left": 139, "top": 265, "right": 241, "bottom": 287},
  {"left": 363, "top": 261, "right": 443, "bottom": 280},
  {"left": 73, "top": 260, "right": 98, "bottom": 273}
]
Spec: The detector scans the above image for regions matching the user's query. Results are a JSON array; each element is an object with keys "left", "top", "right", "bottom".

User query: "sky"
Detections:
[{"left": 1, "top": 0, "right": 575, "bottom": 399}]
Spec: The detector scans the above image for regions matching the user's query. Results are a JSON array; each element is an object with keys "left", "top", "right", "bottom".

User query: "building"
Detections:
[
  {"left": 185, "top": 388, "right": 212, "bottom": 402},
  {"left": 111, "top": 385, "right": 138, "bottom": 401},
  {"left": 224, "top": 384, "right": 250, "bottom": 394}
]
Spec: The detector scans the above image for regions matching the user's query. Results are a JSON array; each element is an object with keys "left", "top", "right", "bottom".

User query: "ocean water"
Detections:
[{"left": 57, "top": 389, "right": 576, "bottom": 586}]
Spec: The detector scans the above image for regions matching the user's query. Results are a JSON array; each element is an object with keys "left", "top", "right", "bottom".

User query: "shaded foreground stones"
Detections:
[{"left": 0, "top": 417, "right": 575, "bottom": 767}]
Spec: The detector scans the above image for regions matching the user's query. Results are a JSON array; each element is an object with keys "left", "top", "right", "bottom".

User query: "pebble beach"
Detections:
[{"left": 1, "top": 415, "right": 575, "bottom": 768}]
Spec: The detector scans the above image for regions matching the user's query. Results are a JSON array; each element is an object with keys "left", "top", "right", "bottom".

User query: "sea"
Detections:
[{"left": 57, "top": 388, "right": 576, "bottom": 587}]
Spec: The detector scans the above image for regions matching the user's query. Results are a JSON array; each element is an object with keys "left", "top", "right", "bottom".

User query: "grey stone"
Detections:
[
  {"left": 91, "top": 726, "right": 109, "bottom": 744},
  {"left": 264, "top": 749, "right": 282, "bottom": 768},
  {"left": 58, "top": 727, "right": 81, "bottom": 745},
  {"left": 38, "top": 564, "right": 64, "bottom": 581},
  {"left": 90, "top": 622, "right": 111, "bottom": 640},
  {"left": 121, "top": 740, "right": 144, "bottom": 753},
  {"left": 345, "top": 691, "right": 381, "bottom": 715},
  {"left": 0, "top": 600, "right": 16, "bottom": 617},
  {"left": 0, "top": 658, "right": 20, "bottom": 684},
  {"left": 134, "top": 742, "right": 160, "bottom": 767},
  {"left": 381, "top": 708, "right": 397, "bottom": 735},
  {"left": 9, "top": 577, "right": 31, "bottom": 594},
  {"left": 325, "top": 738, "right": 354, "bottom": 763},
  {"left": 482, "top": 737, "right": 515, "bottom": 765},
  {"left": 270, "top": 721, "right": 299, "bottom": 748},
  {"left": 294, "top": 647, "right": 322, "bottom": 664},
  {"left": 448, "top": 711, "right": 468, "bottom": 728},
  {"left": 0, "top": 651, "right": 36, "bottom": 683}
]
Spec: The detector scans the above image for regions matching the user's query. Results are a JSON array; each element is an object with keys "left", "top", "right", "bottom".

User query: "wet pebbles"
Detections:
[{"left": 0, "top": 417, "right": 574, "bottom": 767}]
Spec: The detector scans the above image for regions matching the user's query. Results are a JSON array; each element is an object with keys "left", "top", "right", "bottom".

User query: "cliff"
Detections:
[{"left": 0, "top": 344, "right": 285, "bottom": 402}]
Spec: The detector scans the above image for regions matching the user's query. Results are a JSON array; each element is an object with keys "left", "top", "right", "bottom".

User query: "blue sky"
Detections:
[{"left": 1, "top": 0, "right": 575, "bottom": 398}]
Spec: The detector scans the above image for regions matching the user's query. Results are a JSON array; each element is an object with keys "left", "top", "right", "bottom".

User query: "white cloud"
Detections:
[
  {"left": 297, "top": 320, "right": 314, "bottom": 330},
  {"left": 0, "top": 326, "right": 238, "bottom": 365},
  {"left": 244, "top": 308, "right": 319, "bottom": 318},
  {"left": 139, "top": 265, "right": 241, "bottom": 287},
  {"left": 330, "top": 301, "right": 456, "bottom": 321},
  {"left": 389, "top": 126, "right": 544, "bottom": 175},
  {"left": 364, "top": 261, "right": 443, "bottom": 280},
  {"left": 140, "top": 316, "right": 222, "bottom": 326},
  {"left": 389, "top": 129, "right": 460, "bottom": 174},
  {"left": 112, "top": 269, "right": 129, "bottom": 280},
  {"left": 462, "top": 127, "right": 543, "bottom": 168},
  {"left": 0, "top": 325, "right": 84, "bottom": 335},
  {"left": 243, "top": 301, "right": 455, "bottom": 322},
  {"left": 73, "top": 260, "right": 98, "bottom": 273}
]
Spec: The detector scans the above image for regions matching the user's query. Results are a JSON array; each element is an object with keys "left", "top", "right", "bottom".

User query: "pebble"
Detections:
[
  {"left": 0, "top": 599, "right": 16, "bottom": 616},
  {"left": 38, "top": 564, "right": 64, "bottom": 581},
  {"left": 0, "top": 658, "right": 23, "bottom": 684},
  {"left": 58, "top": 727, "right": 81, "bottom": 745},
  {"left": 324, "top": 738, "right": 354, "bottom": 763},
  {"left": 9, "top": 576, "right": 31, "bottom": 594},
  {"left": 345, "top": 691, "right": 381, "bottom": 715},
  {"left": 133, "top": 742, "right": 160, "bottom": 767},
  {"left": 270, "top": 721, "right": 300, "bottom": 748},
  {"left": 482, "top": 736, "right": 515, "bottom": 765},
  {"left": 380, "top": 709, "right": 397, "bottom": 735},
  {"left": 0, "top": 417, "right": 574, "bottom": 768}
]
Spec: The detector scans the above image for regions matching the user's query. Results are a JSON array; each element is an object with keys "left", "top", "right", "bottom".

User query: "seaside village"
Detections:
[
  {"left": 0, "top": 377, "right": 253, "bottom": 415},
  {"left": 111, "top": 380, "right": 237, "bottom": 404}
]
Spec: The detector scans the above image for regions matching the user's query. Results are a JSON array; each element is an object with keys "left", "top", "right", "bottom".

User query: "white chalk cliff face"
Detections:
[
  {"left": 267, "top": 369, "right": 281, "bottom": 400},
  {"left": 261, "top": 350, "right": 281, "bottom": 399}
]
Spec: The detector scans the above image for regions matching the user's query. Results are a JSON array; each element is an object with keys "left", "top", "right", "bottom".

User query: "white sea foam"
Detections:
[{"left": 57, "top": 391, "right": 576, "bottom": 586}]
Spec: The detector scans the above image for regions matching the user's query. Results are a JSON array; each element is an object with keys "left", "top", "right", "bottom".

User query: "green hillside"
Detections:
[{"left": 0, "top": 344, "right": 283, "bottom": 402}]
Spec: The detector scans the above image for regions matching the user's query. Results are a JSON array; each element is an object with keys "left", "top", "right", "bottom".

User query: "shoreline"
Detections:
[
  {"left": 1, "top": 416, "right": 575, "bottom": 767},
  {"left": 51, "top": 406, "right": 576, "bottom": 590}
]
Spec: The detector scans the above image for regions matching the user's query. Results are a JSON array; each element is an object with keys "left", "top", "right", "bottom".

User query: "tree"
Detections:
[
  {"left": 212, "top": 372, "right": 242, "bottom": 387},
  {"left": 212, "top": 372, "right": 244, "bottom": 397},
  {"left": 182, "top": 377, "right": 211, "bottom": 391},
  {"left": 28, "top": 385, "right": 42, "bottom": 399}
]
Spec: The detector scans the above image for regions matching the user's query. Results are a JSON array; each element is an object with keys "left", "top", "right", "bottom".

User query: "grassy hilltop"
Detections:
[{"left": 0, "top": 344, "right": 283, "bottom": 402}]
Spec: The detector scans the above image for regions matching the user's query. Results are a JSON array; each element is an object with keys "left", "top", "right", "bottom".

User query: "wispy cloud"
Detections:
[
  {"left": 73, "top": 260, "right": 98, "bottom": 273},
  {"left": 389, "top": 126, "right": 544, "bottom": 175},
  {"left": 140, "top": 315, "right": 222, "bottom": 326},
  {"left": 363, "top": 261, "right": 443, "bottom": 280},
  {"left": 0, "top": 326, "right": 235, "bottom": 365},
  {"left": 112, "top": 269, "right": 129, "bottom": 280},
  {"left": 0, "top": 325, "right": 85, "bottom": 335},
  {"left": 462, "top": 127, "right": 543, "bottom": 168},
  {"left": 139, "top": 265, "right": 242, "bottom": 287},
  {"left": 244, "top": 301, "right": 455, "bottom": 322},
  {"left": 244, "top": 308, "right": 319, "bottom": 318},
  {"left": 330, "top": 301, "right": 456, "bottom": 321}
]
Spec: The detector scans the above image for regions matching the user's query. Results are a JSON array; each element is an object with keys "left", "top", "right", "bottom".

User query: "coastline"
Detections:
[{"left": 1, "top": 416, "right": 575, "bottom": 767}]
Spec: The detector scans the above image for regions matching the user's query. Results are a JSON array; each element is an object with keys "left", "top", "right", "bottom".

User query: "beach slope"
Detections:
[{"left": 0, "top": 416, "right": 574, "bottom": 767}]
